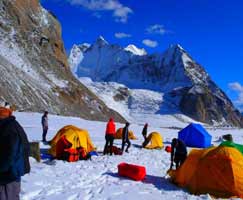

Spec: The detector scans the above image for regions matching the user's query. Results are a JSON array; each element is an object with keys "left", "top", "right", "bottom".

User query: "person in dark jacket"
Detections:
[
  {"left": 122, "top": 122, "right": 131, "bottom": 153},
  {"left": 141, "top": 123, "right": 148, "bottom": 141},
  {"left": 170, "top": 138, "right": 187, "bottom": 169},
  {"left": 103, "top": 118, "right": 116, "bottom": 155},
  {"left": 0, "top": 107, "right": 30, "bottom": 200},
  {"left": 41, "top": 111, "right": 48, "bottom": 142}
]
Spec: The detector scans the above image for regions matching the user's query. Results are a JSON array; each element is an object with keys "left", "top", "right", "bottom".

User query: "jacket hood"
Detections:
[
  {"left": 0, "top": 116, "right": 16, "bottom": 130},
  {"left": 0, "top": 107, "right": 12, "bottom": 118}
]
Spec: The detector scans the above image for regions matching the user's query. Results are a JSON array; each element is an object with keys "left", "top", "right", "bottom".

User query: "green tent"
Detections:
[{"left": 220, "top": 141, "right": 243, "bottom": 155}]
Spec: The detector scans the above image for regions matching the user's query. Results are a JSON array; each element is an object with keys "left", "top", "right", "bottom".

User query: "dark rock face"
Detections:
[
  {"left": 0, "top": 0, "right": 125, "bottom": 122},
  {"left": 113, "top": 87, "right": 130, "bottom": 102},
  {"left": 179, "top": 85, "right": 243, "bottom": 127}
]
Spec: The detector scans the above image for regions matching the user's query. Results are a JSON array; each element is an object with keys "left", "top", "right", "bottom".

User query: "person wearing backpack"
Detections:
[
  {"left": 0, "top": 107, "right": 30, "bottom": 200},
  {"left": 103, "top": 118, "right": 116, "bottom": 155}
]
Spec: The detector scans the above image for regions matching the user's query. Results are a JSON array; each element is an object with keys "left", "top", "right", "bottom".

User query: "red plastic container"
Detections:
[{"left": 118, "top": 162, "right": 146, "bottom": 181}]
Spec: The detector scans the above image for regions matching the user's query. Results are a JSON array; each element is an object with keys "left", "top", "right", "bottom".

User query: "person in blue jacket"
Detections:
[
  {"left": 0, "top": 107, "right": 30, "bottom": 200},
  {"left": 170, "top": 138, "right": 187, "bottom": 169}
]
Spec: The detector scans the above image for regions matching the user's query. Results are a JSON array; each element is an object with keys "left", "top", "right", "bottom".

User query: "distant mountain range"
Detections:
[{"left": 69, "top": 36, "right": 243, "bottom": 127}]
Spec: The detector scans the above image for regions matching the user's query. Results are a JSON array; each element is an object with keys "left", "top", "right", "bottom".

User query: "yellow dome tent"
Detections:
[
  {"left": 115, "top": 128, "right": 137, "bottom": 140},
  {"left": 143, "top": 132, "right": 163, "bottom": 149},
  {"left": 48, "top": 125, "right": 95, "bottom": 157},
  {"left": 168, "top": 146, "right": 243, "bottom": 198}
]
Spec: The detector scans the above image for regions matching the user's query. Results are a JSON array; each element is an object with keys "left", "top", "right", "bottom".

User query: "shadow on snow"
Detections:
[{"left": 103, "top": 172, "right": 180, "bottom": 192}]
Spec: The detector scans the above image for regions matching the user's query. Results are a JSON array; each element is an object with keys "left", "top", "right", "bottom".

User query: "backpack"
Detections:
[
  {"left": 106, "top": 146, "right": 123, "bottom": 155},
  {"left": 56, "top": 136, "right": 72, "bottom": 159},
  {"left": 63, "top": 148, "right": 80, "bottom": 162}
]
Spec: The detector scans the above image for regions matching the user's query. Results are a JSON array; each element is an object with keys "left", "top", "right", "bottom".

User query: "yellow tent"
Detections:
[
  {"left": 115, "top": 128, "right": 137, "bottom": 140},
  {"left": 143, "top": 132, "right": 163, "bottom": 149},
  {"left": 48, "top": 125, "right": 95, "bottom": 157},
  {"left": 168, "top": 146, "right": 243, "bottom": 198}
]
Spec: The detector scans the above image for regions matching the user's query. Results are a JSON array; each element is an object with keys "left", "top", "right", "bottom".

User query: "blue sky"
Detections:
[{"left": 41, "top": 0, "right": 243, "bottom": 111}]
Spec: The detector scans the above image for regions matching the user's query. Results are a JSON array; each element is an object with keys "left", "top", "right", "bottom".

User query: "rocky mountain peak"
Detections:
[
  {"left": 94, "top": 35, "right": 109, "bottom": 47},
  {"left": 80, "top": 43, "right": 91, "bottom": 50},
  {"left": 163, "top": 44, "right": 191, "bottom": 64},
  {"left": 161, "top": 44, "right": 210, "bottom": 88},
  {"left": 169, "top": 44, "right": 184, "bottom": 51}
]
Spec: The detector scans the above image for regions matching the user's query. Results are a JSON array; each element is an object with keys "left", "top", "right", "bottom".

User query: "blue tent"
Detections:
[{"left": 178, "top": 123, "right": 212, "bottom": 148}]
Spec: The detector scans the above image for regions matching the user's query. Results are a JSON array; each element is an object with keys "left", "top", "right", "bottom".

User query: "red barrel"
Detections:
[{"left": 118, "top": 163, "right": 146, "bottom": 181}]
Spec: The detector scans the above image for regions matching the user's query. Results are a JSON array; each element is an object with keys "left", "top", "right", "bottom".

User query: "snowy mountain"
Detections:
[
  {"left": 124, "top": 44, "right": 147, "bottom": 56},
  {"left": 0, "top": 0, "right": 125, "bottom": 122},
  {"left": 69, "top": 36, "right": 149, "bottom": 81},
  {"left": 69, "top": 37, "right": 243, "bottom": 127}
]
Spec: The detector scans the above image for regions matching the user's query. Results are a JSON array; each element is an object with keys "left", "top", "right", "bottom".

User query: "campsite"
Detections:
[
  {"left": 1, "top": 1, "right": 243, "bottom": 199},
  {"left": 13, "top": 112, "right": 243, "bottom": 200}
]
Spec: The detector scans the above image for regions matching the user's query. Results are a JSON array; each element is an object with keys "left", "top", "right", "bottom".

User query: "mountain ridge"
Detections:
[{"left": 69, "top": 36, "right": 243, "bottom": 127}]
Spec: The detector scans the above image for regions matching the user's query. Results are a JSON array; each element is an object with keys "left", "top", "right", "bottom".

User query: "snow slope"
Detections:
[
  {"left": 15, "top": 112, "right": 243, "bottom": 200},
  {"left": 79, "top": 77, "right": 197, "bottom": 128}
]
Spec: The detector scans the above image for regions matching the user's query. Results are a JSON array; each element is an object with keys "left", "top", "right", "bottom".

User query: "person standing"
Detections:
[
  {"left": 103, "top": 118, "right": 116, "bottom": 155},
  {"left": 0, "top": 107, "right": 30, "bottom": 200},
  {"left": 142, "top": 123, "right": 148, "bottom": 141},
  {"left": 41, "top": 111, "right": 48, "bottom": 142},
  {"left": 170, "top": 138, "right": 187, "bottom": 169},
  {"left": 122, "top": 122, "right": 131, "bottom": 153}
]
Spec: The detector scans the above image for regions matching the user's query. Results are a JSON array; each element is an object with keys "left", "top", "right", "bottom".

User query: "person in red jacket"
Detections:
[{"left": 103, "top": 118, "right": 116, "bottom": 155}]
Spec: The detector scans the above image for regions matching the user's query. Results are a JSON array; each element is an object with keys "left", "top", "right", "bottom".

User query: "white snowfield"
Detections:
[{"left": 14, "top": 112, "right": 243, "bottom": 200}]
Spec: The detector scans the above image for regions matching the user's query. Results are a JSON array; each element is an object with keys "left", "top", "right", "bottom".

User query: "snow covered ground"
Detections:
[{"left": 15, "top": 112, "right": 243, "bottom": 200}]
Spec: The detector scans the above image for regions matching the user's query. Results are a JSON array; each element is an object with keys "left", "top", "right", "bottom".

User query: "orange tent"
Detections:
[
  {"left": 49, "top": 125, "right": 95, "bottom": 157},
  {"left": 115, "top": 128, "right": 137, "bottom": 140},
  {"left": 143, "top": 132, "right": 163, "bottom": 149},
  {"left": 168, "top": 146, "right": 243, "bottom": 198}
]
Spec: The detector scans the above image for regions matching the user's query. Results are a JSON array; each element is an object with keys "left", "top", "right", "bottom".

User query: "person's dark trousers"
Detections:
[
  {"left": 0, "top": 181, "right": 21, "bottom": 200},
  {"left": 103, "top": 135, "right": 114, "bottom": 155},
  {"left": 174, "top": 153, "right": 187, "bottom": 169},
  {"left": 142, "top": 134, "right": 146, "bottom": 142},
  {"left": 42, "top": 127, "right": 48, "bottom": 142},
  {"left": 122, "top": 140, "right": 131, "bottom": 152}
]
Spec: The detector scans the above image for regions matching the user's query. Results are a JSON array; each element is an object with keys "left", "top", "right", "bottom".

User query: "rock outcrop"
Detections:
[{"left": 0, "top": 0, "right": 125, "bottom": 122}]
